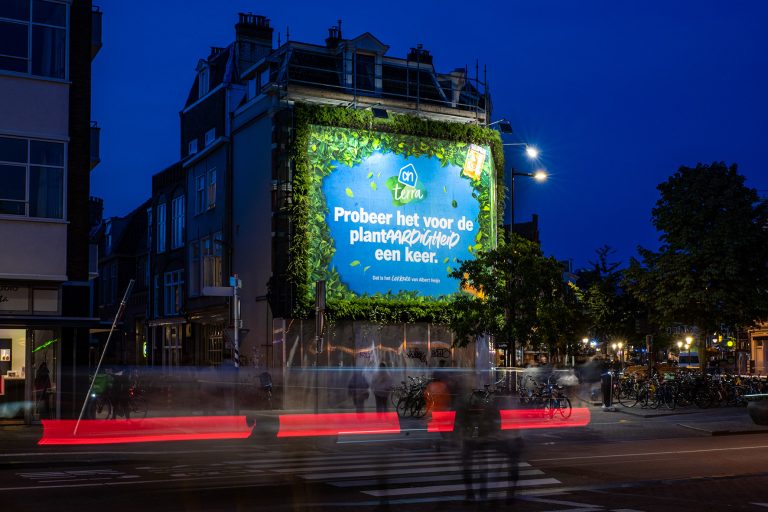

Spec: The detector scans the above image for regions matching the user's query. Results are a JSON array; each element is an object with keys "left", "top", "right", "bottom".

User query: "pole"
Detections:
[
  {"left": 314, "top": 281, "right": 326, "bottom": 414},
  {"left": 74, "top": 279, "right": 134, "bottom": 435},
  {"left": 233, "top": 273, "right": 240, "bottom": 368}
]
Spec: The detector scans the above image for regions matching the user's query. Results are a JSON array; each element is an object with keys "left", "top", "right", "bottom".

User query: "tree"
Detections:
[
  {"left": 625, "top": 162, "right": 768, "bottom": 353},
  {"left": 448, "top": 234, "right": 573, "bottom": 366},
  {"left": 577, "top": 246, "right": 642, "bottom": 350}
]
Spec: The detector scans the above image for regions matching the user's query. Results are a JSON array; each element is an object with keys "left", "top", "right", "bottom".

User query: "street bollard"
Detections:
[{"left": 601, "top": 371, "right": 615, "bottom": 411}]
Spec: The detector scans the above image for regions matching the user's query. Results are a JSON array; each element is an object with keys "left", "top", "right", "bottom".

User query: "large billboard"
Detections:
[{"left": 306, "top": 125, "right": 496, "bottom": 300}]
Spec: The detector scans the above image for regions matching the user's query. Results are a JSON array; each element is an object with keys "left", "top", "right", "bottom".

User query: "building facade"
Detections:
[{"left": 0, "top": 0, "right": 101, "bottom": 421}]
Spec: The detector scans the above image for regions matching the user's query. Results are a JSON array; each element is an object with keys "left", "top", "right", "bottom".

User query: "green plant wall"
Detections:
[{"left": 288, "top": 103, "right": 505, "bottom": 323}]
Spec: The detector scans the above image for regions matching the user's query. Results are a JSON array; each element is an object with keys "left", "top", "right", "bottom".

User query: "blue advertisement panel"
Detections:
[{"left": 306, "top": 125, "right": 496, "bottom": 300}]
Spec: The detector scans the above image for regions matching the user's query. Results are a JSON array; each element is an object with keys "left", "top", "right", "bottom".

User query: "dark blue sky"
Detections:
[{"left": 91, "top": 0, "right": 768, "bottom": 270}]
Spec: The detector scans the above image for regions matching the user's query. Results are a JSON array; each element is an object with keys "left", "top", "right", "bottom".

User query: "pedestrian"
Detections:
[
  {"left": 371, "top": 363, "right": 393, "bottom": 413},
  {"left": 34, "top": 362, "right": 51, "bottom": 418},
  {"left": 348, "top": 369, "right": 369, "bottom": 413}
]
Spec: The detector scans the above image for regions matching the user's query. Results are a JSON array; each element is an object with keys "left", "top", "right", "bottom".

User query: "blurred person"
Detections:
[
  {"left": 455, "top": 375, "right": 522, "bottom": 504},
  {"left": 348, "top": 369, "right": 369, "bottom": 413},
  {"left": 371, "top": 363, "right": 393, "bottom": 413},
  {"left": 34, "top": 361, "right": 51, "bottom": 418}
]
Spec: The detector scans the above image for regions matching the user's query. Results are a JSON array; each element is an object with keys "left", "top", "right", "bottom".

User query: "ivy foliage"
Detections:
[{"left": 288, "top": 103, "right": 505, "bottom": 323}]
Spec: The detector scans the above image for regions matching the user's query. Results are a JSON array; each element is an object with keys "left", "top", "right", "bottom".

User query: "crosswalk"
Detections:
[{"left": 255, "top": 447, "right": 563, "bottom": 502}]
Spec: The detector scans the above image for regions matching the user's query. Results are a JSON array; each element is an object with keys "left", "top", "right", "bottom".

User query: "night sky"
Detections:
[{"left": 91, "top": 0, "right": 768, "bottom": 270}]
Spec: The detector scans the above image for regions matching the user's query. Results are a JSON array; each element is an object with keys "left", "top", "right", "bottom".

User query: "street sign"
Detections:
[
  {"left": 202, "top": 286, "right": 234, "bottom": 297},
  {"left": 229, "top": 276, "right": 242, "bottom": 288}
]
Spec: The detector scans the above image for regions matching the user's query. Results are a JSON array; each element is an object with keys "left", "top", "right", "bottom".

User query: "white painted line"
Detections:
[
  {"left": 362, "top": 477, "right": 561, "bottom": 497},
  {"left": 274, "top": 455, "right": 519, "bottom": 473},
  {"left": 299, "top": 460, "right": 531, "bottom": 479},
  {"left": 330, "top": 468, "right": 545, "bottom": 487}
]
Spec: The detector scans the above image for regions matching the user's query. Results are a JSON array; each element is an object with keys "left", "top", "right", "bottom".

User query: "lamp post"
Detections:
[
  {"left": 510, "top": 169, "right": 547, "bottom": 229},
  {"left": 677, "top": 340, "right": 683, "bottom": 363}
]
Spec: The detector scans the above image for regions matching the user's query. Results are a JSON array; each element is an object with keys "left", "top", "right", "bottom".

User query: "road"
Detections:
[{"left": 1, "top": 407, "right": 767, "bottom": 511}]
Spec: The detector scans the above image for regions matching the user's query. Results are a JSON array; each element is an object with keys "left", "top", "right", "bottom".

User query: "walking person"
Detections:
[
  {"left": 372, "top": 363, "right": 393, "bottom": 413},
  {"left": 34, "top": 362, "right": 51, "bottom": 419},
  {"left": 348, "top": 369, "right": 369, "bottom": 413}
]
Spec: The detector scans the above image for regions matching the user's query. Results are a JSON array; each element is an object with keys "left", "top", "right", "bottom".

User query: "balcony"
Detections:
[
  {"left": 90, "top": 121, "right": 100, "bottom": 170},
  {"left": 91, "top": 6, "right": 103, "bottom": 60}
]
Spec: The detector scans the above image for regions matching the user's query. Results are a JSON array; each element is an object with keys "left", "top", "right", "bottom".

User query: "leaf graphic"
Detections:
[
  {"left": 443, "top": 186, "right": 447, "bottom": 193},
  {"left": 370, "top": 182, "right": 377, "bottom": 190},
  {"left": 451, "top": 199, "right": 458, "bottom": 208},
  {"left": 443, "top": 257, "right": 449, "bottom": 263},
  {"left": 350, "top": 260, "right": 360, "bottom": 267},
  {"left": 363, "top": 266, "right": 371, "bottom": 272},
  {"left": 367, "top": 172, "right": 373, "bottom": 179},
  {"left": 345, "top": 187, "right": 354, "bottom": 198}
]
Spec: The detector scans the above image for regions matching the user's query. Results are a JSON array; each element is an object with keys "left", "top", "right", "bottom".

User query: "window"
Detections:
[
  {"left": 355, "top": 53, "right": 375, "bottom": 92},
  {"left": 146, "top": 207, "right": 152, "bottom": 250},
  {"left": 195, "top": 174, "right": 205, "bottom": 214},
  {"left": 189, "top": 241, "right": 200, "bottom": 297},
  {"left": 156, "top": 202, "right": 166, "bottom": 253},
  {"left": 188, "top": 139, "right": 198, "bottom": 155},
  {"left": 0, "top": 0, "right": 68, "bottom": 79},
  {"left": 171, "top": 195, "right": 184, "bottom": 249},
  {"left": 164, "top": 270, "right": 184, "bottom": 316},
  {"left": 198, "top": 65, "right": 209, "bottom": 97},
  {"left": 153, "top": 274, "right": 159, "bottom": 318},
  {"left": 259, "top": 67, "right": 270, "bottom": 91},
  {"left": 100, "top": 261, "right": 116, "bottom": 305},
  {"left": 104, "top": 219, "right": 112, "bottom": 254},
  {"left": 0, "top": 136, "right": 64, "bottom": 219},
  {"left": 204, "top": 128, "right": 215, "bottom": 146},
  {"left": 207, "top": 169, "right": 216, "bottom": 209},
  {"left": 200, "top": 233, "right": 223, "bottom": 288}
]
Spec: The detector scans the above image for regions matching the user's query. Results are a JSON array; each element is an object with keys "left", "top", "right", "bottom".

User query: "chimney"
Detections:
[
  {"left": 236, "top": 13, "right": 273, "bottom": 72},
  {"left": 325, "top": 19, "right": 343, "bottom": 49},
  {"left": 407, "top": 44, "right": 433, "bottom": 66}
]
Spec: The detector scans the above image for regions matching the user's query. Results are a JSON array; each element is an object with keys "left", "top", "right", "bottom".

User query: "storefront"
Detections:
[{"left": 0, "top": 282, "right": 96, "bottom": 423}]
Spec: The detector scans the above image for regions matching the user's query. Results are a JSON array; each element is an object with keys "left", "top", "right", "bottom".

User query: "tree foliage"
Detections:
[
  {"left": 576, "top": 245, "right": 641, "bottom": 345},
  {"left": 448, "top": 234, "right": 573, "bottom": 360},
  {"left": 625, "top": 162, "right": 768, "bottom": 335}
]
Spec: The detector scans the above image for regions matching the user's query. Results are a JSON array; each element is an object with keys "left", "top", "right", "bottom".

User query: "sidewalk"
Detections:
[{"left": 574, "top": 393, "right": 768, "bottom": 436}]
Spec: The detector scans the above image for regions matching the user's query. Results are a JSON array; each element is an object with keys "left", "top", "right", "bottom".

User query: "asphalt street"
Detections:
[{"left": 1, "top": 404, "right": 767, "bottom": 511}]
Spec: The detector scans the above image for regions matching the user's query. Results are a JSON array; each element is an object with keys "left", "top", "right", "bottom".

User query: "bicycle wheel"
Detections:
[
  {"left": 395, "top": 396, "right": 409, "bottom": 417},
  {"left": 130, "top": 396, "right": 148, "bottom": 419},
  {"left": 91, "top": 396, "right": 112, "bottom": 420},
  {"left": 619, "top": 384, "right": 639, "bottom": 408},
  {"left": 553, "top": 396, "right": 573, "bottom": 419},
  {"left": 410, "top": 395, "right": 429, "bottom": 418}
]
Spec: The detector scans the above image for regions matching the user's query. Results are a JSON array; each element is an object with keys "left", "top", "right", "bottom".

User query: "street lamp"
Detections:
[
  {"left": 509, "top": 169, "right": 547, "bottom": 228},
  {"left": 504, "top": 142, "right": 541, "bottom": 160}
]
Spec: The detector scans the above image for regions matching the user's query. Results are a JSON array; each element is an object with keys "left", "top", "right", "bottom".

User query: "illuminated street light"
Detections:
[
  {"left": 533, "top": 169, "right": 548, "bottom": 181},
  {"left": 582, "top": 337, "right": 589, "bottom": 344},
  {"left": 525, "top": 145, "right": 540, "bottom": 159},
  {"left": 685, "top": 335, "right": 693, "bottom": 344}
]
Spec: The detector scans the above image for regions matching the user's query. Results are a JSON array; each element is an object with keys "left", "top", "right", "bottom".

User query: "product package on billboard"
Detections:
[{"left": 306, "top": 125, "right": 496, "bottom": 301}]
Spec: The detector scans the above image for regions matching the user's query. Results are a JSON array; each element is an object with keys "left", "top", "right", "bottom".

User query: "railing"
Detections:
[{"left": 281, "top": 59, "right": 488, "bottom": 118}]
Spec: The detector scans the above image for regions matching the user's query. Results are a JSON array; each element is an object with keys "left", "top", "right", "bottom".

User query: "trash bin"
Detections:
[{"left": 601, "top": 371, "right": 613, "bottom": 408}]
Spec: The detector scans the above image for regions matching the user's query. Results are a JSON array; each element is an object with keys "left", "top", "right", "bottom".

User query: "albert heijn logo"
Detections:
[{"left": 398, "top": 163, "right": 418, "bottom": 188}]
